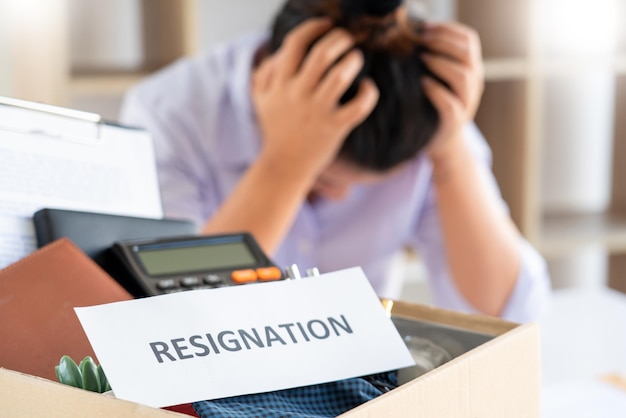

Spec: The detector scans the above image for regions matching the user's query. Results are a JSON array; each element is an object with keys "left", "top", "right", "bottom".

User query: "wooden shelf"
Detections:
[
  {"left": 68, "top": 0, "right": 200, "bottom": 99},
  {"left": 535, "top": 55, "right": 626, "bottom": 77},
  {"left": 539, "top": 211, "right": 626, "bottom": 258},
  {"left": 457, "top": 0, "right": 529, "bottom": 59},
  {"left": 67, "top": 54, "right": 626, "bottom": 97},
  {"left": 483, "top": 55, "right": 626, "bottom": 80},
  {"left": 474, "top": 78, "right": 529, "bottom": 232},
  {"left": 484, "top": 58, "right": 528, "bottom": 80},
  {"left": 70, "top": 73, "right": 148, "bottom": 97}
]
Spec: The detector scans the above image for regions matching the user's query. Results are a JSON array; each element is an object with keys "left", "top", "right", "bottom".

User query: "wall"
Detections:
[
  {"left": 0, "top": 1, "right": 12, "bottom": 97},
  {"left": 538, "top": 0, "right": 621, "bottom": 288},
  {"left": 68, "top": 0, "right": 289, "bottom": 121},
  {"left": 197, "top": 0, "right": 285, "bottom": 50},
  {"left": 68, "top": 0, "right": 286, "bottom": 71},
  {"left": 69, "top": 0, "right": 143, "bottom": 72}
]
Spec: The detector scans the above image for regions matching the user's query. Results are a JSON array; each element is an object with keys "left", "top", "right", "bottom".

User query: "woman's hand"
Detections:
[
  {"left": 251, "top": 18, "right": 379, "bottom": 182},
  {"left": 419, "top": 22, "right": 485, "bottom": 163},
  {"left": 418, "top": 22, "right": 521, "bottom": 317}
]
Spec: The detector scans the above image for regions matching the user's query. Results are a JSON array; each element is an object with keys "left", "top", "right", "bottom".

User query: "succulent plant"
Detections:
[{"left": 55, "top": 355, "right": 111, "bottom": 393}]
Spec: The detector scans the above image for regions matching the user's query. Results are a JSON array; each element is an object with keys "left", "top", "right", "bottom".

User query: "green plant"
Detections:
[{"left": 55, "top": 355, "right": 111, "bottom": 393}]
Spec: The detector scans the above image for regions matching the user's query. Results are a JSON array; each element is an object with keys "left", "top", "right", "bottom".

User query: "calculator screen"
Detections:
[{"left": 136, "top": 241, "right": 258, "bottom": 276}]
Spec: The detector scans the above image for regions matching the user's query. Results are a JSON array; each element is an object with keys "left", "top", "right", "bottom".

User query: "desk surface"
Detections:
[{"left": 539, "top": 286, "right": 626, "bottom": 417}]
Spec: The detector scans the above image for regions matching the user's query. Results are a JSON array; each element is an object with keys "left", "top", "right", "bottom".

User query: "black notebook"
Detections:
[{"left": 33, "top": 208, "right": 198, "bottom": 296}]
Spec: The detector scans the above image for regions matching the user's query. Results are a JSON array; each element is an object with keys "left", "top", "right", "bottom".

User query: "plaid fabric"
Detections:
[{"left": 192, "top": 372, "right": 398, "bottom": 418}]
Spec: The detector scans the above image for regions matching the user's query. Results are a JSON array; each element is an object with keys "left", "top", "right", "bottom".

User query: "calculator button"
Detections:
[
  {"left": 204, "top": 274, "right": 223, "bottom": 285},
  {"left": 210, "top": 282, "right": 229, "bottom": 288},
  {"left": 256, "top": 267, "right": 282, "bottom": 281},
  {"left": 231, "top": 269, "right": 258, "bottom": 284},
  {"left": 157, "top": 279, "right": 177, "bottom": 290},
  {"left": 181, "top": 276, "right": 201, "bottom": 287},
  {"left": 190, "top": 285, "right": 213, "bottom": 291}
]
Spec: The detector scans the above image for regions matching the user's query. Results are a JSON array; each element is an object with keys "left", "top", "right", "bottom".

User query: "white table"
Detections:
[{"left": 539, "top": 287, "right": 626, "bottom": 417}]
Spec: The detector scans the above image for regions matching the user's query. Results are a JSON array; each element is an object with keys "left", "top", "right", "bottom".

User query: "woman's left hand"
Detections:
[{"left": 418, "top": 21, "right": 485, "bottom": 162}]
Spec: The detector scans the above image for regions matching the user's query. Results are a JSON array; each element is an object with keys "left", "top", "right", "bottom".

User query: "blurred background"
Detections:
[{"left": 1, "top": 0, "right": 626, "bottom": 304}]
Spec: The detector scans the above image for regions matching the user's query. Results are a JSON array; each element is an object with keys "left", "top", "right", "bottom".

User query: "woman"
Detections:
[{"left": 121, "top": 0, "right": 550, "bottom": 322}]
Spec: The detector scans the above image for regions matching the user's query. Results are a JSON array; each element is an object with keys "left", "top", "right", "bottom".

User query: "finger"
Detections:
[
  {"left": 252, "top": 55, "right": 276, "bottom": 93},
  {"left": 421, "top": 76, "right": 463, "bottom": 122},
  {"left": 273, "top": 18, "right": 333, "bottom": 81},
  {"left": 419, "top": 22, "right": 482, "bottom": 65},
  {"left": 334, "top": 78, "right": 379, "bottom": 129},
  {"left": 420, "top": 36, "right": 472, "bottom": 66},
  {"left": 421, "top": 21, "right": 476, "bottom": 44},
  {"left": 314, "top": 49, "right": 364, "bottom": 107},
  {"left": 296, "top": 28, "right": 356, "bottom": 93},
  {"left": 421, "top": 53, "right": 475, "bottom": 109}
]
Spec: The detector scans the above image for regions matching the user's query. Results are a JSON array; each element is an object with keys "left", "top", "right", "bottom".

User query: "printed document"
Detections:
[{"left": 0, "top": 99, "right": 163, "bottom": 268}]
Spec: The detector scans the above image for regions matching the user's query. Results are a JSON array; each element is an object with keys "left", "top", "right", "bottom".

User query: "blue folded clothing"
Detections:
[{"left": 192, "top": 372, "right": 398, "bottom": 418}]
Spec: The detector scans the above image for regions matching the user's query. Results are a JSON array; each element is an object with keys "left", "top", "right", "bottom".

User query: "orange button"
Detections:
[
  {"left": 256, "top": 267, "right": 282, "bottom": 281},
  {"left": 231, "top": 269, "right": 258, "bottom": 284}
]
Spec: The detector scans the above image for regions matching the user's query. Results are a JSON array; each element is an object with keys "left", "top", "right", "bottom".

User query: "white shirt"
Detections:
[{"left": 120, "top": 32, "right": 551, "bottom": 323}]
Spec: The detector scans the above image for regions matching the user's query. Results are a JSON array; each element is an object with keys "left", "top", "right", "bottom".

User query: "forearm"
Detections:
[
  {"left": 201, "top": 154, "right": 315, "bottom": 256},
  {"left": 432, "top": 137, "right": 520, "bottom": 316}
]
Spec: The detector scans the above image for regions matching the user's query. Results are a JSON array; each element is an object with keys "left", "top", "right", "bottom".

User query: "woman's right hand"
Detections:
[{"left": 251, "top": 18, "right": 379, "bottom": 182}]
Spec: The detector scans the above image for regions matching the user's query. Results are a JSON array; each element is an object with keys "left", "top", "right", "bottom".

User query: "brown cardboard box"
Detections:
[
  {"left": 341, "top": 300, "right": 540, "bottom": 417},
  {"left": 0, "top": 299, "right": 540, "bottom": 418}
]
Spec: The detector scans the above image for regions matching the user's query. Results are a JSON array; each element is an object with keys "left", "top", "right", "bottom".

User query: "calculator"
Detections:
[{"left": 112, "top": 233, "right": 285, "bottom": 297}]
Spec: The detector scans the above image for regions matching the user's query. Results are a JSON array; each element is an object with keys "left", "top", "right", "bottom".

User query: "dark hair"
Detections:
[{"left": 269, "top": 0, "right": 439, "bottom": 172}]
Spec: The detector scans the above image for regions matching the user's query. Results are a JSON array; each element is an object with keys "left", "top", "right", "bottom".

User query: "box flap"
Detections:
[
  {"left": 383, "top": 299, "right": 519, "bottom": 336},
  {"left": 340, "top": 322, "right": 541, "bottom": 418},
  {"left": 0, "top": 368, "right": 185, "bottom": 417}
]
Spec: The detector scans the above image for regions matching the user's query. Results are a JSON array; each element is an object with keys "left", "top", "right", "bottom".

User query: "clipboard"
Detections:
[
  {"left": 0, "top": 96, "right": 104, "bottom": 142},
  {"left": 0, "top": 96, "right": 165, "bottom": 269}
]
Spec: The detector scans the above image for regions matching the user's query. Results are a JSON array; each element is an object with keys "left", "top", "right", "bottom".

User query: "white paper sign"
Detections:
[{"left": 75, "top": 267, "right": 414, "bottom": 408}]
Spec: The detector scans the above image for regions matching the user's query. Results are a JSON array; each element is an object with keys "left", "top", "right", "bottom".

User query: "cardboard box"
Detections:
[
  {"left": 0, "top": 300, "right": 540, "bottom": 418},
  {"left": 341, "top": 300, "right": 540, "bottom": 417}
]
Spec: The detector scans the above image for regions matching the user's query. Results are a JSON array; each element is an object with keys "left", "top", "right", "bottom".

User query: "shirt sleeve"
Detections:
[
  {"left": 411, "top": 123, "right": 552, "bottom": 323},
  {"left": 119, "top": 84, "right": 219, "bottom": 228}
]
